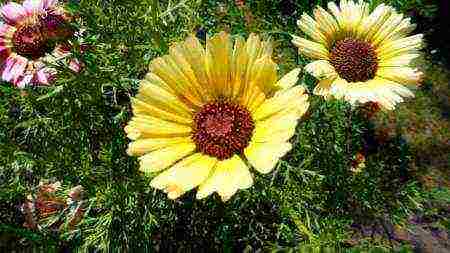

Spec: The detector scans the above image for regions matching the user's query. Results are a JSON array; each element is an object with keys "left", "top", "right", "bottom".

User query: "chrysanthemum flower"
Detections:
[
  {"left": 126, "top": 32, "right": 309, "bottom": 201},
  {"left": 292, "top": 0, "right": 423, "bottom": 110},
  {"left": 0, "top": 0, "right": 81, "bottom": 87}
]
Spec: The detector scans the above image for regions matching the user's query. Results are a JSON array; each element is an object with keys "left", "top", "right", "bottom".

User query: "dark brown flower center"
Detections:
[
  {"left": 42, "top": 13, "right": 74, "bottom": 40},
  {"left": 12, "top": 14, "right": 73, "bottom": 60},
  {"left": 330, "top": 38, "right": 378, "bottom": 83},
  {"left": 192, "top": 101, "right": 254, "bottom": 160},
  {"left": 12, "top": 24, "right": 47, "bottom": 59}
]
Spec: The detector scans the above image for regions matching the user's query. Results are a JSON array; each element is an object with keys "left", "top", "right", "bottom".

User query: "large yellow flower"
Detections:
[
  {"left": 292, "top": 0, "right": 423, "bottom": 110},
  {"left": 125, "top": 32, "right": 309, "bottom": 201}
]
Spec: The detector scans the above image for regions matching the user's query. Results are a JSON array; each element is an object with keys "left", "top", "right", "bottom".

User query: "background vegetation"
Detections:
[{"left": 0, "top": 0, "right": 448, "bottom": 251}]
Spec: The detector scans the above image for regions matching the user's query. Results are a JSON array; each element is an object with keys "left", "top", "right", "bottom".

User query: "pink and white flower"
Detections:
[{"left": 0, "top": 0, "right": 82, "bottom": 88}]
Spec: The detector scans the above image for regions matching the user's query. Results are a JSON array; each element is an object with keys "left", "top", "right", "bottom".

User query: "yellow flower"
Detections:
[
  {"left": 292, "top": 0, "right": 423, "bottom": 110},
  {"left": 126, "top": 31, "right": 309, "bottom": 201}
]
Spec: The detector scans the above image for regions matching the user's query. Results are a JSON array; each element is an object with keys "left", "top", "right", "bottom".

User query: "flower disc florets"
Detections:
[
  {"left": 330, "top": 38, "right": 378, "bottom": 83},
  {"left": 192, "top": 100, "right": 255, "bottom": 160}
]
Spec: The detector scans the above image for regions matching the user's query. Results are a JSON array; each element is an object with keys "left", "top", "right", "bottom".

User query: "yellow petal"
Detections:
[
  {"left": 252, "top": 112, "right": 299, "bottom": 143},
  {"left": 244, "top": 141, "right": 292, "bottom": 174},
  {"left": 230, "top": 34, "right": 273, "bottom": 101},
  {"left": 139, "top": 74, "right": 193, "bottom": 117},
  {"left": 253, "top": 85, "right": 307, "bottom": 121},
  {"left": 168, "top": 43, "right": 212, "bottom": 102},
  {"left": 149, "top": 56, "right": 204, "bottom": 108},
  {"left": 196, "top": 155, "right": 253, "bottom": 201},
  {"left": 138, "top": 142, "right": 196, "bottom": 173},
  {"left": 304, "top": 60, "right": 337, "bottom": 80},
  {"left": 125, "top": 115, "right": 191, "bottom": 139},
  {"left": 127, "top": 137, "right": 191, "bottom": 156},
  {"left": 180, "top": 35, "right": 211, "bottom": 96},
  {"left": 376, "top": 67, "right": 423, "bottom": 85},
  {"left": 292, "top": 35, "right": 329, "bottom": 60},
  {"left": 276, "top": 68, "right": 301, "bottom": 90},
  {"left": 150, "top": 153, "right": 217, "bottom": 199},
  {"left": 205, "top": 31, "right": 232, "bottom": 98},
  {"left": 250, "top": 55, "right": 278, "bottom": 95},
  {"left": 131, "top": 98, "right": 192, "bottom": 125}
]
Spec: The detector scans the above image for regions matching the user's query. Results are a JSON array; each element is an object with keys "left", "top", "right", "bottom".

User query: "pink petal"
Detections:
[
  {"left": 0, "top": 23, "right": 15, "bottom": 38},
  {"left": 69, "top": 58, "right": 82, "bottom": 73},
  {"left": 15, "top": 74, "right": 33, "bottom": 88},
  {"left": 36, "top": 68, "right": 49, "bottom": 84},
  {"left": 35, "top": 68, "right": 56, "bottom": 85},
  {"left": 23, "top": 0, "right": 44, "bottom": 14},
  {"left": 10, "top": 56, "right": 28, "bottom": 83},
  {"left": 43, "top": 0, "right": 58, "bottom": 9},
  {"left": 1, "top": 55, "right": 17, "bottom": 81},
  {"left": 1, "top": 2, "right": 27, "bottom": 25}
]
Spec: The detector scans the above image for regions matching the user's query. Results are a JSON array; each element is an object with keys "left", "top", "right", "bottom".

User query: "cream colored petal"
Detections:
[
  {"left": 339, "top": 0, "right": 368, "bottom": 36},
  {"left": 252, "top": 112, "right": 299, "bottom": 143},
  {"left": 304, "top": 60, "right": 337, "bottom": 80},
  {"left": 378, "top": 53, "right": 420, "bottom": 67},
  {"left": 330, "top": 77, "right": 349, "bottom": 99},
  {"left": 139, "top": 142, "right": 196, "bottom": 173},
  {"left": 131, "top": 98, "right": 192, "bottom": 125},
  {"left": 125, "top": 115, "right": 191, "bottom": 140},
  {"left": 388, "top": 17, "right": 417, "bottom": 41},
  {"left": 356, "top": 4, "right": 392, "bottom": 41},
  {"left": 376, "top": 34, "right": 424, "bottom": 60},
  {"left": 343, "top": 78, "right": 414, "bottom": 110},
  {"left": 376, "top": 67, "right": 423, "bottom": 85},
  {"left": 371, "top": 13, "right": 404, "bottom": 48},
  {"left": 127, "top": 137, "right": 191, "bottom": 156},
  {"left": 150, "top": 153, "right": 217, "bottom": 199},
  {"left": 252, "top": 85, "right": 307, "bottom": 121},
  {"left": 342, "top": 80, "right": 380, "bottom": 105},
  {"left": 297, "top": 13, "right": 328, "bottom": 45},
  {"left": 245, "top": 141, "right": 292, "bottom": 174},
  {"left": 292, "top": 35, "right": 329, "bottom": 60},
  {"left": 138, "top": 76, "right": 193, "bottom": 117},
  {"left": 313, "top": 6, "right": 339, "bottom": 40},
  {"left": 313, "top": 77, "right": 336, "bottom": 99},
  {"left": 327, "top": 1, "right": 344, "bottom": 30},
  {"left": 196, "top": 155, "right": 253, "bottom": 201},
  {"left": 205, "top": 31, "right": 232, "bottom": 98},
  {"left": 377, "top": 18, "right": 417, "bottom": 48},
  {"left": 276, "top": 68, "right": 301, "bottom": 90}
]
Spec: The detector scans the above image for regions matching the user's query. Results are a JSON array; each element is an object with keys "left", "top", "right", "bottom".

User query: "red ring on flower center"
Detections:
[
  {"left": 330, "top": 38, "right": 378, "bottom": 83},
  {"left": 192, "top": 101, "right": 254, "bottom": 160},
  {"left": 12, "top": 24, "right": 47, "bottom": 59}
]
